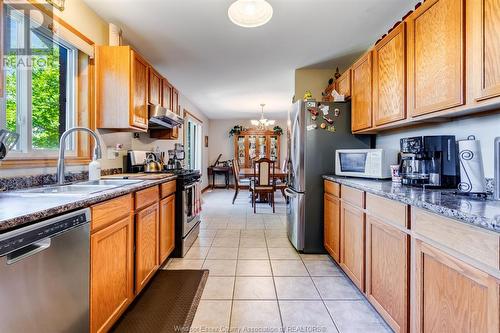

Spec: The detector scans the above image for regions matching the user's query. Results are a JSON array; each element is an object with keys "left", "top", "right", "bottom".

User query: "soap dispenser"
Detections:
[{"left": 88, "top": 149, "right": 101, "bottom": 181}]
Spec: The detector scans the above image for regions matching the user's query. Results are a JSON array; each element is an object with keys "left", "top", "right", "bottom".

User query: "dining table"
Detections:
[{"left": 239, "top": 168, "right": 287, "bottom": 179}]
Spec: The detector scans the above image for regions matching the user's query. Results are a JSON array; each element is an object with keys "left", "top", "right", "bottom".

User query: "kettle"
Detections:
[{"left": 144, "top": 153, "right": 162, "bottom": 173}]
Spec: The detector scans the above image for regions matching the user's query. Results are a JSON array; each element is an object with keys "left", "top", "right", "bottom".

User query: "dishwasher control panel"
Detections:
[{"left": 0, "top": 208, "right": 90, "bottom": 256}]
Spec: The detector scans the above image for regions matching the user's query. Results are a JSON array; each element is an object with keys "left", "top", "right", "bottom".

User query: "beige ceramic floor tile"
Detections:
[
  {"left": 207, "top": 247, "right": 238, "bottom": 259},
  {"left": 236, "top": 260, "right": 272, "bottom": 276},
  {"left": 233, "top": 277, "right": 276, "bottom": 299},
  {"left": 184, "top": 247, "right": 210, "bottom": 259},
  {"left": 325, "top": 300, "right": 392, "bottom": 333},
  {"left": 164, "top": 259, "right": 204, "bottom": 270},
  {"left": 191, "top": 300, "right": 232, "bottom": 331},
  {"left": 192, "top": 237, "right": 214, "bottom": 247},
  {"left": 313, "top": 276, "right": 363, "bottom": 300},
  {"left": 304, "top": 260, "right": 343, "bottom": 276},
  {"left": 202, "top": 260, "right": 237, "bottom": 276},
  {"left": 241, "top": 230, "right": 265, "bottom": 237},
  {"left": 230, "top": 301, "right": 282, "bottom": 330},
  {"left": 211, "top": 237, "right": 240, "bottom": 248},
  {"left": 238, "top": 247, "right": 269, "bottom": 260},
  {"left": 202, "top": 276, "right": 235, "bottom": 300},
  {"left": 280, "top": 301, "right": 339, "bottom": 333},
  {"left": 271, "top": 260, "right": 309, "bottom": 276},
  {"left": 274, "top": 277, "right": 321, "bottom": 299},
  {"left": 216, "top": 229, "right": 241, "bottom": 237},
  {"left": 266, "top": 237, "right": 294, "bottom": 248},
  {"left": 300, "top": 254, "right": 331, "bottom": 261},
  {"left": 268, "top": 247, "right": 300, "bottom": 259},
  {"left": 239, "top": 237, "right": 267, "bottom": 248}
]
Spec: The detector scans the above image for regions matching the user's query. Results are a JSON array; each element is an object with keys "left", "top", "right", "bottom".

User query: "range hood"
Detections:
[{"left": 148, "top": 104, "right": 184, "bottom": 129}]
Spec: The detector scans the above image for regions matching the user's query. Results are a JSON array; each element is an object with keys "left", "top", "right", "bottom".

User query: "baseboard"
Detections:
[{"left": 201, "top": 186, "right": 210, "bottom": 193}]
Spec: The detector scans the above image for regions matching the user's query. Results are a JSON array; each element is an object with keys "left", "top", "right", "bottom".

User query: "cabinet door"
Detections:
[
  {"left": 324, "top": 193, "right": 340, "bottom": 262},
  {"left": 351, "top": 52, "right": 373, "bottom": 132},
  {"left": 148, "top": 68, "right": 161, "bottom": 106},
  {"left": 337, "top": 69, "right": 351, "bottom": 98},
  {"left": 172, "top": 87, "right": 180, "bottom": 115},
  {"left": 162, "top": 79, "right": 172, "bottom": 110},
  {"left": 407, "top": 0, "right": 464, "bottom": 116},
  {"left": 135, "top": 203, "right": 159, "bottom": 294},
  {"left": 413, "top": 240, "right": 500, "bottom": 333},
  {"left": 130, "top": 51, "right": 149, "bottom": 129},
  {"left": 159, "top": 194, "right": 175, "bottom": 264},
  {"left": 90, "top": 215, "right": 134, "bottom": 333},
  {"left": 471, "top": 0, "right": 500, "bottom": 101},
  {"left": 366, "top": 216, "right": 409, "bottom": 333},
  {"left": 340, "top": 201, "right": 365, "bottom": 291},
  {"left": 373, "top": 23, "right": 406, "bottom": 126}
]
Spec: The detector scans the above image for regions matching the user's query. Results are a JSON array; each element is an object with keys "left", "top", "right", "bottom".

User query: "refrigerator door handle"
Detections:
[{"left": 284, "top": 188, "right": 297, "bottom": 198}]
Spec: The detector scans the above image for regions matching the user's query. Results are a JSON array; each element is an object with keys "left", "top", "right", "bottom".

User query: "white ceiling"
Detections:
[{"left": 83, "top": 0, "right": 418, "bottom": 119}]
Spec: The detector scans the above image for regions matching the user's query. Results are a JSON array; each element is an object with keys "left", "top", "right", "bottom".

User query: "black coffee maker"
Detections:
[{"left": 399, "top": 136, "right": 459, "bottom": 188}]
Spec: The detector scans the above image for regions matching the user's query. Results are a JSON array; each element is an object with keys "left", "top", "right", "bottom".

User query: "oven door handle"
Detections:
[{"left": 183, "top": 180, "right": 201, "bottom": 190}]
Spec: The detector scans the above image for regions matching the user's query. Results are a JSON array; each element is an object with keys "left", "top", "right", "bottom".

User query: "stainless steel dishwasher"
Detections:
[{"left": 0, "top": 208, "right": 91, "bottom": 333}]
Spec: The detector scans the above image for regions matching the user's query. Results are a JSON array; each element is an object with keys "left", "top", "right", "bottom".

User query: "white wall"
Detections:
[
  {"left": 208, "top": 119, "right": 287, "bottom": 168},
  {"left": 376, "top": 112, "right": 500, "bottom": 178}
]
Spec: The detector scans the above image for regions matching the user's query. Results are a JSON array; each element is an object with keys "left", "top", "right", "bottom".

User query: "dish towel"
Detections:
[{"left": 194, "top": 182, "right": 203, "bottom": 215}]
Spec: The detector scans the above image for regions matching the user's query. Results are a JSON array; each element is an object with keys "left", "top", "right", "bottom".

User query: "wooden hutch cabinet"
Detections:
[{"left": 234, "top": 130, "right": 281, "bottom": 168}]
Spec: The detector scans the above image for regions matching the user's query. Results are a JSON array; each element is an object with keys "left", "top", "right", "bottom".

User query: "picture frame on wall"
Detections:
[{"left": 205, "top": 135, "right": 209, "bottom": 148}]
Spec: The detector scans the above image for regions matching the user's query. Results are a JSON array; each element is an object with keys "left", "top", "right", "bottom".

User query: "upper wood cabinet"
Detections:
[
  {"left": 148, "top": 67, "right": 162, "bottom": 106},
  {"left": 351, "top": 51, "right": 373, "bottom": 132},
  {"left": 413, "top": 240, "right": 499, "bottom": 333},
  {"left": 172, "top": 87, "right": 180, "bottom": 115},
  {"left": 470, "top": 0, "right": 500, "bottom": 101},
  {"left": 407, "top": 0, "right": 465, "bottom": 117},
  {"left": 96, "top": 46, "right": 149, "bottom": 131},
  {"left": 340, "top": 200, "right": 365, "bottom": 291},
  {"left": 324, "top": 192, "right": 341, "bottom": 263},
  {"left": 162, "top": 79, "right": 173, "bottom": 110},
  {"left": 336, "top": 69, "right": 351, "bottom": 98},
  {"left": 373, "top": 23, "right": 406, "bottom": 126}
]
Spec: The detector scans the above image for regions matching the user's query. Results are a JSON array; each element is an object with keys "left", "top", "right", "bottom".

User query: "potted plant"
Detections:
[
  {"left": 229, "top": 125, "right": 246, "bottom": 137},
  {"left": 273, "top": 126, "right": 283, "bottom": 136}
]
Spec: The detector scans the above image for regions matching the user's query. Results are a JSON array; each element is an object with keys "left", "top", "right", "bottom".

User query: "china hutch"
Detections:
[{"left": 233, "top": 130, "right": 281, "bottom": 168}]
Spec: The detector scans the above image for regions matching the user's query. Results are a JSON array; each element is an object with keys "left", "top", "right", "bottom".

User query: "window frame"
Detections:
[
  {"left": 184, "top": 110, "right": 203, "bottom": 171},
  {"left": 0, "top": 0, "right": 95, "bottom": 168}
]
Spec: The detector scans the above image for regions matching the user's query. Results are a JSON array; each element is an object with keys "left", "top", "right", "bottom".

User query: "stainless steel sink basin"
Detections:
[
  {"left": 18, "top": 184, "right": 116, "bottom": 195},
  {"left": 76, "top": 179, "right": 144, "bottom": 186}
]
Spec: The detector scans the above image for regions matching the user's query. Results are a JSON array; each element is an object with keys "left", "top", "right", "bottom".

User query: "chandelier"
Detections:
[{"left": 251, "top": 104, "right": 275, "bottom": 130}]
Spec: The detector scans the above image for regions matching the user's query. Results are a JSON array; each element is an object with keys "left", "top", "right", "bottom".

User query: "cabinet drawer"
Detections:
[
  {"left": 324, "top": 180, "right": 340, "bottom": 197},
  {"left": 161, "top": 180, "right": 176, "bottom": 199},
  {"left": 341, "top": 185, "right": 365, "bottom": 208},
  {"left": 91, "top": 194, "right": 133, "bottom": 232},
  {"left": 366, "top": 193, "right": 408, "bottom": 229},
  {"left": 135, "top": 186, "right": 159, "bottom": 211},
  {"left": 413, "top": 208, "right": 500, "bottom": 270}
]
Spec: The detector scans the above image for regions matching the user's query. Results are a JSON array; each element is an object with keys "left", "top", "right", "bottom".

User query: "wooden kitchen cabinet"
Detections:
[
  {"left": 135, "top": 202, "right": 160, "bottom": 294},
  {"left": 324, "top": 193, "right": 340, "bottom": 262},
  {"left": 162, "top": 78, "right": 173, "bottom": 110},
  {"left": 366, "top": 215, "right": 409, "bottom": 333},
  {"left": 336, "top": 69, "right": 351, "bottom": 98},
  {"left": 90, "top": 215, "right": 134, "bottom": 333},
  {"left": 159, "top": 194, "right": 176, "bottom": 264},
  {"left": 413, "top": 240, "right": 500, "bottom": 333},
  {"left": 340, "top": 200, "right": 365, "bottom": 291},
  {"left": 469, "top": 0, "right": 500, "bottom": 102},
  {"left": 407, "top": 0, "right": 465, "bottom": 117},
  {"left": 96, "top": 46, "right": 149, "bottom": 131},
  {"left": 351, "top": 51, "right": 373, "bottom": 132},
  {"left": 172, "top": 87, "right": 180, "bottom": 115},
  {"left": 150, "top": 81, "right": 179, "bottom": 140},
  {"left": 148, "top": 67, "right": 162, "bottom": 106},
  {"left": 373, "top": 22, "right": 406, "bottom": 126}
]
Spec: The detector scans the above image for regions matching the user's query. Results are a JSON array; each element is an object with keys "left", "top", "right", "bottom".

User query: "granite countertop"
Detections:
[
  {"left": 323, "top": 175, "right": 500, "bottom": 233},
  {"left": 0, "top": 174, "right": 177, "bottom": 233}
]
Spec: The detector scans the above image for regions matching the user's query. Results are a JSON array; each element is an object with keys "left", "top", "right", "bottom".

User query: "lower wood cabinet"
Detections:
[
  {"left": 135, "top": 202, "right": 160, "bottom": 294},
  {"left": 340, "top": 201, "right": 365, "bottom": 291},
  {"left": 324, "top": 193, "right": 340, "bottom": 262},
  {"left": 90, "top": 215, "right": 134, "bottom": 333},
  {"left": 159, "top": 194, "right": 176, "bottom": 264},
  {"left": 413, "top": 240, "right": 500, "bottom": 333},
  {"left": 366, "top": 215, "right": 409, "bottom": 333}
]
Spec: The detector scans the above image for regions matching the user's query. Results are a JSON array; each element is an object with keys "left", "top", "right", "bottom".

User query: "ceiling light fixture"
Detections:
[
  {"left": 228, "top": 0, "right": 273, "bottom": 28},
  {"left": 251, "top": 104, "right": 275, "bottom": 130}
]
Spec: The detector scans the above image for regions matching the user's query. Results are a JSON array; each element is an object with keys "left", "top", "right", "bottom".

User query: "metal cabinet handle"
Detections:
[
  {"left": 6, "top": 238, "right": 51, "bottom": 265},
  {"left": 284, "top": 188, "right": 297, "bottom": 198}
]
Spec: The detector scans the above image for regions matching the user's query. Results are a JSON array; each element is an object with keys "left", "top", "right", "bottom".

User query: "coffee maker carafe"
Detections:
[{"left": 399, "top": 137, "right": 429, "bottom": 186}]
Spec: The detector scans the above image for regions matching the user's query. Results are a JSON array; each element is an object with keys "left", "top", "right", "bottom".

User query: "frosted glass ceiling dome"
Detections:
[{"left": 228, "top": 0, "right": 273, "bottom": 28}]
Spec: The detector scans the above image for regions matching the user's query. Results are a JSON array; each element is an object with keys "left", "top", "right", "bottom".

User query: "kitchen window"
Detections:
[
  {"left": 0, "top": 2, "right": 94, "bottom": 166},
  {"left": 185, "top": 115, "right": 202, "bottom": 170}
]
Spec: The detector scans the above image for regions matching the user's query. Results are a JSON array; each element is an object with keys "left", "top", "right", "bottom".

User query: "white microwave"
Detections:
[{"left": 335, "top": 149, "right": 395, "bottom": 179}]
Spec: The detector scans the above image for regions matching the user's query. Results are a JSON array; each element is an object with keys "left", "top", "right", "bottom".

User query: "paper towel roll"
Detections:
[{"left": 458, "top": 136, "right": 486, "bottom": 193}]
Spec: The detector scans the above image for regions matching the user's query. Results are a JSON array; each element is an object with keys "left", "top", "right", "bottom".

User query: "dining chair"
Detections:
[
  {"left": 250, "top": 158, "right": 276, "bottom": 213},
  {"left": 274, "top": 159, "right": 288, "bottom": 197},
  {"left": 232, "top": 159, "right": 250, "bottom": 204}
]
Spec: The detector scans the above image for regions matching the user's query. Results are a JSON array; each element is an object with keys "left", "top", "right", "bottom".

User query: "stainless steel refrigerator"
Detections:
[{"left": 285, "top": 100, "right": 373, "bottom": 253}]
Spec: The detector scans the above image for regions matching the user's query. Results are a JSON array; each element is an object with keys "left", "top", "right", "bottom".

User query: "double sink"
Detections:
[{"left": 17, "top": 179, "right": 144, "bottom": 195}]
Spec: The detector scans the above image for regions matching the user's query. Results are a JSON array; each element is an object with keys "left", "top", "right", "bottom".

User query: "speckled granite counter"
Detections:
[
  {"left": 323, "top": 175, "right": 500, "bottom": 233},
  {"left": 0, "top": 175, "right": 177, "bottom": 233}
]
